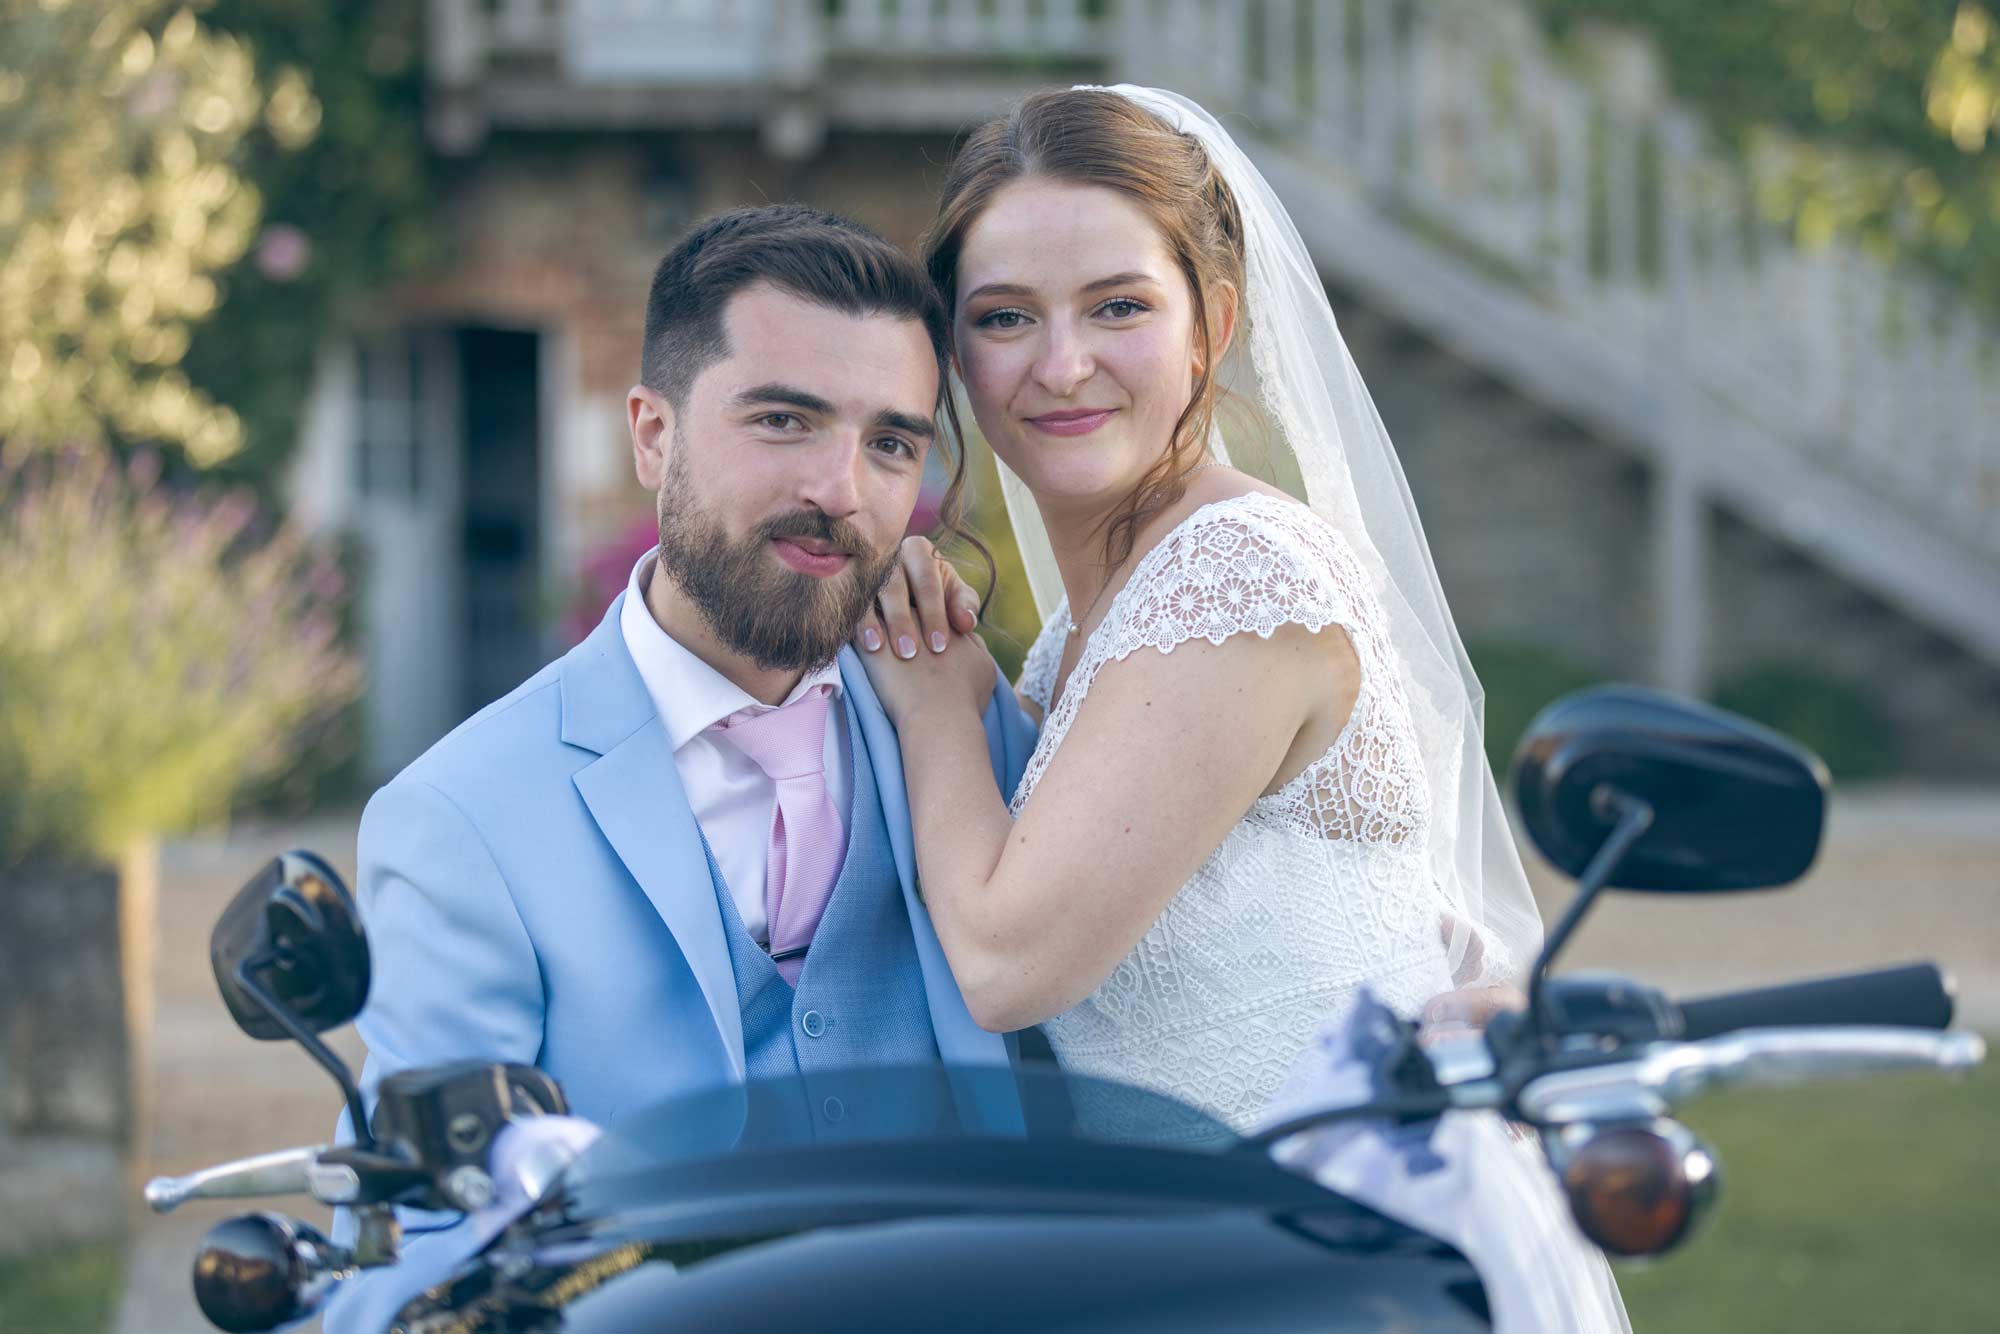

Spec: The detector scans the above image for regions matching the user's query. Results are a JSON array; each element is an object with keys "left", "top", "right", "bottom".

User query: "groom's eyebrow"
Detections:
[
  {"left": 873, "top": 408, "right": 936, "bottom": 440},
  {"left": 735, "top": 383, "right": 933, "bottom": 440},
  {"left": 733, "top": 383, "right": 836, "bottom": 416}
]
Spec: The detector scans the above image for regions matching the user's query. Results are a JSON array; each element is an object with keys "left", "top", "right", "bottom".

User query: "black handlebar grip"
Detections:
[{"left": 1675, "top": 963, "right": 1956, "bottom": 1041}]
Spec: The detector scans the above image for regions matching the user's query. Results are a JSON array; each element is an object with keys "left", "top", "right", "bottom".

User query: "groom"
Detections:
[{"left": 324, "top": 204, "right": 1033, "bottom": 1331}]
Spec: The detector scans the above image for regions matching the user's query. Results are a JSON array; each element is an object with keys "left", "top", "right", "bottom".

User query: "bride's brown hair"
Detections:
[{"left": 921, "top": 87, "right": 1247, "bottom": 569}]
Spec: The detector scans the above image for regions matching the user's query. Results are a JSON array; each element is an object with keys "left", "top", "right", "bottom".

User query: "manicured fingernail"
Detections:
[
  {"left": 862, "top": 627, "right": 882, "bottom": 651},
  {"left": 930, "top": 632, "right": 947, "bottom": 653},
  {"left": 897, "top": 635, "right": 917, "bottom": 659}
]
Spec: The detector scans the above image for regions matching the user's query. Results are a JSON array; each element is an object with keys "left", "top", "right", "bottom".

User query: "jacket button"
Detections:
[
  {"left": 800, "top": 1010, "right": 825, "bottom": 1038},
  {"left": 821, "top": 1096, "right": 846, "bottom": 1123}
]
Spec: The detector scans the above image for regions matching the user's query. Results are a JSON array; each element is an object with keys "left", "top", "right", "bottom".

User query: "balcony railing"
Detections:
[{"left": 429, "top": 0, "right": 1108, "bottom": 94}]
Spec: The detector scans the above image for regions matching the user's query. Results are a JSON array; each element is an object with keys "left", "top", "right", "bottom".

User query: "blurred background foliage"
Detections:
[
  {"left": 1532, "top": 0, "right": 2000, "bottom": 314},
  {"left": 1, "top": 0, "right": 415, "bottom": 852},
  {"left": 0, "top": 446, "right": 361, "bottom": 864},
  {"left": 0, "top": 0, "right": 263, "bottom": 464},
  {"left": 183, "top": 0, "right": 434, "bottom": 493},
  {"left": 0, "top": 0, "right": 433, "bottom": 491}
]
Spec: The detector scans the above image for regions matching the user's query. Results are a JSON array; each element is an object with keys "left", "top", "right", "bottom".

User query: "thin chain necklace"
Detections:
[{"left": 1065, "top": 461, "right": 1226, "bottom": 637}]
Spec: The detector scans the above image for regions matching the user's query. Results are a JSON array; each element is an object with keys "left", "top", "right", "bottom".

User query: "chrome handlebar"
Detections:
[
  {"left": 1516, "top": 1027, "right": 1986, "bottom": 1126},
  {"left": 145, "top": 1147, "right": 327, "bottom": 1215}
]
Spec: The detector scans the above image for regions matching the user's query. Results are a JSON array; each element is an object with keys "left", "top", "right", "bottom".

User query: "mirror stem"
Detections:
[
  {"left": 1525, "top": 787, "right": 1655, "bottom": 1040},
  {"left": 236, "top": 952, "right": 374, "bottom": 1151}
]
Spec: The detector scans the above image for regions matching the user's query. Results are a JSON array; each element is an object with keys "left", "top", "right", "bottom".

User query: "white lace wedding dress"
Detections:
[{"left": 1013, "top": 492, "right": 1510, "bottom": 1136}]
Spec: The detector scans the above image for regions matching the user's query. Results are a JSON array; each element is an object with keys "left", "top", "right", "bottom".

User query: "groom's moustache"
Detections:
[{"left": 757, "top": 509, "right": 878, "bottom": 564}]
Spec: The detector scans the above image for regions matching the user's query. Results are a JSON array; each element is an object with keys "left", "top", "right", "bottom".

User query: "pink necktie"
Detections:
[{"left": 711, "top": 683, "right": 846, "bottom": 985}]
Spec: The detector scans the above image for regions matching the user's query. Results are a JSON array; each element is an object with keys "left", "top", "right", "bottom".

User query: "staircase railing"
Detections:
[{"left": 1122, "top": 0, "right": 1998, "bottom": 571}]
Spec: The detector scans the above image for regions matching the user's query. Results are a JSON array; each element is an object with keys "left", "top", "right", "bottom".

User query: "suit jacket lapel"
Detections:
[
  {"left": 563, "top": 595, "right": 744, "bottom": 1081},
  {"left": 839, "top": 649, "right": 1009, "bottom": 1072}
]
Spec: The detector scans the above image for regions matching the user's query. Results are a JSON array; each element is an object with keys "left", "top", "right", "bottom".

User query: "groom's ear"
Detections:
[{"left": 629, "top": 384, "right": 675, "bottom": 490}]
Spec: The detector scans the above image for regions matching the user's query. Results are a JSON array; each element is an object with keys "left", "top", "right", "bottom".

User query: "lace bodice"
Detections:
[{"left": 1014, "top": 493, "right": 1476, "bottom": 1135}]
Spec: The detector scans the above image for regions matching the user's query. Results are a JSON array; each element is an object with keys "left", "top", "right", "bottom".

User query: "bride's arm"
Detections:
[{"left": 865, "top": 620, "right": 1352, "bottom": 1033}]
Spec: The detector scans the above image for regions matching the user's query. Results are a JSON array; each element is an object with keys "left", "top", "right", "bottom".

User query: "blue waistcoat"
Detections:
[{"left": 704, "top": 692, "right": 940, "bottom": 1089}]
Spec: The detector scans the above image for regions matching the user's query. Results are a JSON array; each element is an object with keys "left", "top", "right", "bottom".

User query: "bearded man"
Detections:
[{"left": 324, "top": 205, "right": 1034, "bottom": 1333}]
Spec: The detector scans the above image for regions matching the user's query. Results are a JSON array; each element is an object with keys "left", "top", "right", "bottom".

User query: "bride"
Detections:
[
  {"left": 858, "top": 84, "right": 1630, "bottom": 1332},
  {"left": 860, "top": 83, "right": 1541, "bottom": 1126}
]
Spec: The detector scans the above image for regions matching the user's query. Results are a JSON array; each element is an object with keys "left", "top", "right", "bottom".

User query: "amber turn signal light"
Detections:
[{"left": 1561, "top": 1120, "right": 1719, "bottom": 1257}]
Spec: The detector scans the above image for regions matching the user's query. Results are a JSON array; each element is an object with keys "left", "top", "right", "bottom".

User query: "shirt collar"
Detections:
[{"left": 619, "top": 548, "right": 843, "bottom": 752}]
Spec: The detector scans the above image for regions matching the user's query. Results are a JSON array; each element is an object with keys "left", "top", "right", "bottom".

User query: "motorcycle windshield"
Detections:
[
  {"left": 455, "top": 1067, "right": 1488, "bottom": 1334},
  {"left": 565, "top": 1062, "right": 1240, "bottom": 1189}
]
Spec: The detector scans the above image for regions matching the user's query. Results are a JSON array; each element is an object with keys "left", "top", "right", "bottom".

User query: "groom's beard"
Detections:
[{"left": 654, "top": 456, "right": 898, "bottom": 674}]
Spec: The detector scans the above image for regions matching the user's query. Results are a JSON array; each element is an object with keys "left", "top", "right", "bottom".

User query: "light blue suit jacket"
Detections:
[{"left": 324, "top": 594, "right": 1037, "bottom": 1331}]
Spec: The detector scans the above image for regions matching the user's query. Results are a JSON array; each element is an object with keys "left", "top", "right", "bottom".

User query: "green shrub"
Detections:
[
  {"left": 1466, "top": 639, "right": 1609, "bottom": 775},
  {"left": 1713, "top": 664, "right": 1897, "bottom": 781},
  {"left": 0, "top": 445, "right": 362, "bottom": 863}
]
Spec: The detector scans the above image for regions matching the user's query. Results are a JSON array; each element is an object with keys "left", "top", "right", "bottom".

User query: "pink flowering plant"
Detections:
[{"left": 0, "top": 445, "right": 362, "bottom": 862}]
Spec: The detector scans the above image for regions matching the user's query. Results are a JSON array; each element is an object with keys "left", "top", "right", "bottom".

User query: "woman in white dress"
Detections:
[
  {"left": 858, "top": 84, "right": 1541, "bottom": 1129},
  {"left": 856, "top": 86, "right": 1631, "bottom": 1332}
]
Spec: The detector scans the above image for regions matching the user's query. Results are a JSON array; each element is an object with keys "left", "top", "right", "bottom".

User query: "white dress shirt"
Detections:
[{"left": 619, "top": 549, "right": 850, "bottom": 943}]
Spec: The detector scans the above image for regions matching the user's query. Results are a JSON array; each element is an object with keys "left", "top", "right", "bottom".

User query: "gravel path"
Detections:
[
  {"left": 113, "top": 789, "right": 1999, "bottom": 1332},
  {"left": 116, "top": 812, "right": 362, "bottom": 1334}
]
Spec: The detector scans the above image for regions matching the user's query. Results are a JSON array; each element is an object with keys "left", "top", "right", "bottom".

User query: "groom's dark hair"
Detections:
[{"left": 640, "top": 204, "right": 949, "bottom": 412}]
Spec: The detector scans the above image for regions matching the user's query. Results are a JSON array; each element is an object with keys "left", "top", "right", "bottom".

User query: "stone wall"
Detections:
[
  {"left": 1340, "top": 291, "right": 2000, "bottom": 780},
  {"left": 0, "top": 855, "right": 137, "bottom": 1256}
]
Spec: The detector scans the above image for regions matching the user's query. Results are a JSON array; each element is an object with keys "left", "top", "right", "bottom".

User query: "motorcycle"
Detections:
[{"left": 144, "top": 687, "right": 1985, "bottom": 1332}]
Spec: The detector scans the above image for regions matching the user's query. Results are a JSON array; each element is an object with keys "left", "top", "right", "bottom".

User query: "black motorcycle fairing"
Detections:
[
  {"left": 547, "top": 1212, "right": 1490, "bottom": 1333},
  {"left": 389, "top": 1065, "right": 1491, "bottom": 1331},
  {"left": 394, "top": 1136, "right": 1486, "bottom": 1331},
  {"left": 549, "top": 1138, "right": 1366, "bottom": 1248}
]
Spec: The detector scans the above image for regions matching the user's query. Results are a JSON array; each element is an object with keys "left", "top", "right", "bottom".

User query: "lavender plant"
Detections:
[{"left": 0, "top": 444, "right": 361, "bottom": 863}]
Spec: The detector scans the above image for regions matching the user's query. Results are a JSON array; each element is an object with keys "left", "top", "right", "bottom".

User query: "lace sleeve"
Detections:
[
  {"left": 1009, "top": 494, "right": 1399, "bottom": 821},
  {"left": 1094, "top": 494, "right": 1379, "bottom": 668},
  {"left": 1014, "top": 603, "right": 1068, "bottom": 714}
]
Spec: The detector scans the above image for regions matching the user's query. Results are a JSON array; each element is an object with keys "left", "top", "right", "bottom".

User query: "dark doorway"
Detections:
[{"left": 457, "top": 327, "right": 544, "bottom": 715}]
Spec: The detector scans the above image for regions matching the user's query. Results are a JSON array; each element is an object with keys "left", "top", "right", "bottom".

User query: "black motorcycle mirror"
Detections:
[
  {"left": 211, "top": 850, "right": 374, "bottom": 1148},
  {"left": 1509, "top": 686, "right": 1829, "bottom": 1041}
]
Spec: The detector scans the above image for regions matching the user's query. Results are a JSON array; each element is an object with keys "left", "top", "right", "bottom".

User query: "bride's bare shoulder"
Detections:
[{"left": 1184, "top": 467, "right": 1291, "bottom": 512}]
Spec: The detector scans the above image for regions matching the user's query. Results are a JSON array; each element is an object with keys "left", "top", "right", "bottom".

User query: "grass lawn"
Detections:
[
  {"left": 0, "top": 1239, "right": 122, "bottom": 1334},
  {"left": 1614, "top": 1056, "right": 1999, "bottom": 1332}
]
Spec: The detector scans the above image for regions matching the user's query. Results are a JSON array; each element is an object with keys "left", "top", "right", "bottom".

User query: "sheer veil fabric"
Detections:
[{"left": 986, "top": 84, "right": 1543, "bottom": 987}]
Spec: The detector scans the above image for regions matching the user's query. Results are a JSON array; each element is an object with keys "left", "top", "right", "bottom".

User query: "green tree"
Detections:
[
  {"left": 0, "top": 0, "right": 263, "bottom": 463},
  {"left": 1, "top": 1, "right": 434, "bottom": 489},
  {"left": 182, "top": 0, "right": 434, "bottom": 490},
  {"left": 1533, "top": 0, "right": 2000, "bottom": 312}
]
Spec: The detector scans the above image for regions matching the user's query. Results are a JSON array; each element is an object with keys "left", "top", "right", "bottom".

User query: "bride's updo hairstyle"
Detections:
[{"left": 923, "top": 87, "right": 1247, "bottom": 568}]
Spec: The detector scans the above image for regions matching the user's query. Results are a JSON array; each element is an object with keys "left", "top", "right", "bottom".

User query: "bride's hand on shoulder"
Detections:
[{"left": 854, "top": 535, "right": 996, "bottom": 725}]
